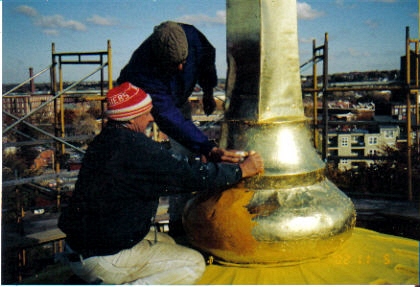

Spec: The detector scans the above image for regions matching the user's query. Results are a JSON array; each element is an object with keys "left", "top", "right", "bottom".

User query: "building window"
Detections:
[
  {"left": 341, "top": 137, "right": 349, "bottom": 147},
  {"left": 384, "top": 130, "right": 394, "bottom": 138},
  {"left": 368, "top": 136, "right": 377, "bottom": 145}
]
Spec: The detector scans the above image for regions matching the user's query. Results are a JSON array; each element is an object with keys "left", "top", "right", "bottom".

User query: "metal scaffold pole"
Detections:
[
  {"left": 322, "top": 33, "right": 329, "bottom": 162},
  {"left": 312, "top": 39, "right": 319, "bottom": 150},
  {"left": 49, "top": 41, "right": 112, "bottom": 172},
  {"left": 405, "top": 27, "right": 413, "bottom": 202}
]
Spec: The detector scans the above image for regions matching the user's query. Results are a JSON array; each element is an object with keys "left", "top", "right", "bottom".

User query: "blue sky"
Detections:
[{"left": 2, "top": 0, "right": 418, "bottom": 84}]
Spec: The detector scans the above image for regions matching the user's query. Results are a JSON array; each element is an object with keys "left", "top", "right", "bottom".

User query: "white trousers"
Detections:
[{"left": 67, "top": 230, "right": 206, "bottom": 285}]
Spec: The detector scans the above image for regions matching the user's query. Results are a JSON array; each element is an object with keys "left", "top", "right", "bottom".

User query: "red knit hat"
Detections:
[{"left": 106, "top": 82, "right": 152, "bottom": 121}]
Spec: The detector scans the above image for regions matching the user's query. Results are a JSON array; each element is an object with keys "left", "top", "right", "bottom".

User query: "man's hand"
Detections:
[
  {"left": 239, "top": 151, "right": 264, "bottom": 178},
  {"left": 208, "top": 147, "right": 248, "bottom": 163},
  {"left": 202, "top": 93, "right": 216, "bottom": 116},
  {"left": 208, "top": 148, "right": 264, "bottom": 177}
]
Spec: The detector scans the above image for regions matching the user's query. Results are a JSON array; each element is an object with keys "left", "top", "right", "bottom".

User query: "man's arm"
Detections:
[
  {"left": 196, "top": 29, "right": 218, "bottom": 116},
  {"left": 129, "top": 136, "right": 264, "bottom": 196},
  {"left": 150, "top": 92, "right": 216, "bottom": 155}
]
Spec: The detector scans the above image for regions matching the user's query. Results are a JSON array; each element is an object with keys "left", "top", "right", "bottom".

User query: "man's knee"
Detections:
[
  {"left": 187, "top": 248, "right": 206, "bottom": 271},
  {"left": 182, "top": 249, "right": 206, "bottom": 284}
]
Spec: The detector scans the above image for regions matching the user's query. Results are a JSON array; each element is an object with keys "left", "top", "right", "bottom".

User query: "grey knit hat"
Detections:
[{"left": 151, "top": 21, "right": 188, "bottom": 65}]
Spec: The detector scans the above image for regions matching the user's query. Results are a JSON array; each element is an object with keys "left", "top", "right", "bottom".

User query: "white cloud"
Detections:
[
  {"left": 15, "top": 5, "right": 86, "bottom": 34},
  {"left": 43, "top": 29, "right": 59, "bottom": 36},
  {"left": 87, "top": 15, "right": 117, "bottom": 26},
  {"left": 364, "top": 19, "right": 379, "bottom": 29},
  {"left": 216, "top": 10, "right": 226, "bottom": 23},
  {"left": 16, "top": 5, "right": 38, "bottom": 17},
  {"left": 297, "top": 2, "right": 324, "bottom": 20},
  {"left": 34, "top": 15, "right": 86, "bottom": 31},
  {"left": 335, "top": 0, "right": 345, "bottom": 7},
  {"left": 299, "top": 37, "right": 315, "bottom": 44},
  {"left": 175, "top": 10, "right": 226, "bottom": 25}
]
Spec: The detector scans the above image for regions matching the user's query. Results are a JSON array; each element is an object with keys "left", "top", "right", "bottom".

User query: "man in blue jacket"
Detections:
[
  {"left": 117, "top": 21, "right": 220, "bottom": 157},
  {"left": 117, "top": 21, "right": 241, "bottom": 235},
  {"left": 58, "top": 83, "right": 264, "bottom": 284}
]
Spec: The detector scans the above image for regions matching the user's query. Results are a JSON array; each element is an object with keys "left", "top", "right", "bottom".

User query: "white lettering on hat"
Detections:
[{"left": 108, "top": 92, "right": 132, "bottom": 107}]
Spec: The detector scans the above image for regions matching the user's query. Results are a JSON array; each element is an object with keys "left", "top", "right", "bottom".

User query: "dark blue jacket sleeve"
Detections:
[
  {"left": 125, "top": 132, "right": 242, "bottom": 196},
  {"left": 191, "top": 26, "right": 218, "bottom": 94},
  {"left": 150, "top": 92, "right": 216, "bottom": 155},
  {"left": 179, "top": 24, "right": 218, "bottom": 96}
]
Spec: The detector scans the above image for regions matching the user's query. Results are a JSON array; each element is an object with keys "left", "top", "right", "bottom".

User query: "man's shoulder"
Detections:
[
  {"left": 179, "top": 23, "right": 200, "bottom": 37},
  {"left": 178, "top": 22, "right": 196, "bottom": 30}
]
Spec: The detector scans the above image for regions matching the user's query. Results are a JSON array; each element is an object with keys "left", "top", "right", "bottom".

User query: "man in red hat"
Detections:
[{"left": 58, "top": 82, "right": 264, "bottom": 285}]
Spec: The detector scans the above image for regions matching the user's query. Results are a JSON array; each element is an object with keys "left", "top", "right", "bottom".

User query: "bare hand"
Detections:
[
  {"left": 239, "top": 151, "right": 264, "bottom": 178},
  {"left": 208, "top": 147, "right": 247, "bottom": 163}
]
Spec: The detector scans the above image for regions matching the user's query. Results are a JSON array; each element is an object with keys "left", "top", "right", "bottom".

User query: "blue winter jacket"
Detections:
[{"left": 117, "top": 23, "right": 218, "bottom": 155}]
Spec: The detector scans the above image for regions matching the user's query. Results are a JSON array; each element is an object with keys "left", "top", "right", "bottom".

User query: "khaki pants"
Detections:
[{"left": 67, "top": 230, "right": 206, "bottom": 285}]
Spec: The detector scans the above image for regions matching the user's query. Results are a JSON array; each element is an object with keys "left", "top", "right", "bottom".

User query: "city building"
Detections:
[{"left": 327, "top": 125, "right": 400, "bottom": 171}]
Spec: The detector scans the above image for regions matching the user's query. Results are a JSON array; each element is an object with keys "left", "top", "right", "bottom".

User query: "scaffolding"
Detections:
[
  {"left": 3, "top": 41, "right": 112, "bottom": 171},
  {"left": 51, "top": 41, "right": 113, "bottom": 168},
  {"left": 2, "top": 41, "right": 112, "bottom": 283},
  {"left": 302, "top": 27, "right": 419, "bottom": 202}
]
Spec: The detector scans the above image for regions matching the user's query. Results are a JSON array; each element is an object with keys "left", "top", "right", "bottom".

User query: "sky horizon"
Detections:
[{"left": 2, "top": 0, "right": 419, "bottom": 85}]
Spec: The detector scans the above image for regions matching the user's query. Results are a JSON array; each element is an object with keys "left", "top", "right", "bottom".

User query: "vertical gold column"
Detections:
[
  {"left": 184, "top": 0, "right": 356, "bottom": 265},
  {"left": 225, "top": 0, "right": 303, "bottom": 121}
]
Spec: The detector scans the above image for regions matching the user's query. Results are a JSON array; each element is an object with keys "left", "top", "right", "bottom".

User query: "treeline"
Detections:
[
  {"left": 3, "top": 70, "right": 402, "bottom": 94},
  {"left": 301, "top": 70, "right": 401, "bottom": 88}
]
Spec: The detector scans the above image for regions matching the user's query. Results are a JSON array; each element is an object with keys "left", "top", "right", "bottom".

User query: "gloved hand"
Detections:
[{"left": 202, "top": 92, "right": 216, "bottom": 116}]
